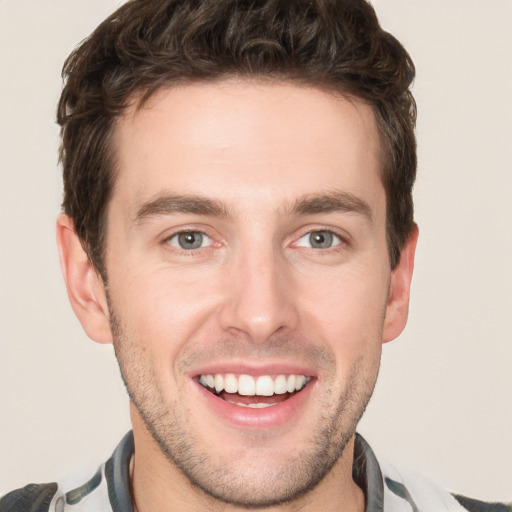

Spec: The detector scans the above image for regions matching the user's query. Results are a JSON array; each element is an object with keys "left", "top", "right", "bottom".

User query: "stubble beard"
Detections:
[{"left": 108, "top": 308, "right": 380, "bottom": 508}]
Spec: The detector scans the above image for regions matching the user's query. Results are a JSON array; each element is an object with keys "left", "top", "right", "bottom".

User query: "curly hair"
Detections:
[{"left": 57, "top": 0, "right": 416, "bottom": 277}]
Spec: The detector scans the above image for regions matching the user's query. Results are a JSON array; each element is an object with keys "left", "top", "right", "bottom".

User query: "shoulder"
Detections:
[
  {"left": 381, "top": 461, "right": 512, "bottom": 512},
  {"left": 0, "top": 483, "right": 58, "bottom": 512},
  {"left": 0, "top": 432, "right": 134, "bottom": 512},
  {"left": 0, "top": 466, "right": 109, "bottom": 512},
  {"left": 353, "top": 434, "right": 511, "bottom": 512}
]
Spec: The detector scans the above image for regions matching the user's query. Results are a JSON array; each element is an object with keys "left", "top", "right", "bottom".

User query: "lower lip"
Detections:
[{"left": 194, "top": 380, "right": 315, "bottom": 429}]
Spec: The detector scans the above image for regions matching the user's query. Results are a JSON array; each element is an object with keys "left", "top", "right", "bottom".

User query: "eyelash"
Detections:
[
  {"left": 162, "top": 230, "right": 216, "bottom": 252},
  {"left": 292, "top": 228, "right": 348, "bottom": 252}
]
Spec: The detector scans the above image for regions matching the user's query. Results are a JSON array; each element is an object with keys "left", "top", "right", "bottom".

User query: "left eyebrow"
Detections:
[
  {"left": 133, "top": 194, "right": 231, "bottom": 223},
  {"left": 288, "top": 190, "right": 373, "bottom": 221}
]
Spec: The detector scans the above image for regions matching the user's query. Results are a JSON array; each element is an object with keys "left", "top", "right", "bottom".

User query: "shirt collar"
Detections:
[
  {"left": 353, "top": 432, "right": 385, "bottom": 512},
  {"left": 105, "top": 431, "right": 384, "bottom": 512}
]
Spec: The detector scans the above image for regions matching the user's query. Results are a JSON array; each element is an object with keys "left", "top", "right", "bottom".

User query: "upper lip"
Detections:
[{"left": 188, "top": 361, "right": 317, "bottom": 379}]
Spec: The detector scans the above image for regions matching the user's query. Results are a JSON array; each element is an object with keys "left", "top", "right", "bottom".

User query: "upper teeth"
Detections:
[{"left": 199, "top": 373, "right": 310, "bottom": 396}]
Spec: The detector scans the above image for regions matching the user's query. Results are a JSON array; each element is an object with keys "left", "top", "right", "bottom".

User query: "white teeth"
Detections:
[
  {"left": 274, "top": 375, "right": 288, "bottom": 394},
  {"left": 247, "top": 402, "right": 275, "bottom": 408},
  {"left": 295, "top": 375, "right": 306, "bottom": 391},
  {"left": 238, "top": 375, "right": 256, "bottom": 396},
  {"left": 255, "top": 376, "right": 274, "bottom": 396},
  {"left": 286, "top": 375, "right": 296, "bottom": 393},
  {"left": 228, "top": 401, "right": 277, "bottom": 408},
  {"left": 214, "top": 374, "right": 224, "bottom": 393},
  {"left": 198, "top": 373, "right": 310, "bottom": 396},
  {"left": 224, "top": 373, "right": 238, "bottom": 393}
]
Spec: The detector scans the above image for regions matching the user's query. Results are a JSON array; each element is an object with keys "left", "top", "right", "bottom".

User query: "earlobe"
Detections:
[
  {"left": 382, "top": 225, "right": 419, "bottom": 344},
  {"left": 56, "top": 214, "right": 113, "bottom": 344}
]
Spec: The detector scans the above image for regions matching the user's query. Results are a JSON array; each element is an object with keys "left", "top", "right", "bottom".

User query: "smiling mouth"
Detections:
[{"left": 197, "top": 373, "right": 312, "bottom": 408}]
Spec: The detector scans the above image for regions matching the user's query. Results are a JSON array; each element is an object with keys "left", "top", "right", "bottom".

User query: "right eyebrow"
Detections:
[
  {"left": 133, "top": 194, "right": 231, "bottom": 223},
  {"left": 288, "top": 190, "right": 373, "bottom": 222}
]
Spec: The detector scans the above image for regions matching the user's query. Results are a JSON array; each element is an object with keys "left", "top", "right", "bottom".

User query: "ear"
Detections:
[
  {"left": 56, "top": 213, "right": 113, "bottom": 344},
  {"left": 382, "top": 225, "right": 419, "bottom": 343}
]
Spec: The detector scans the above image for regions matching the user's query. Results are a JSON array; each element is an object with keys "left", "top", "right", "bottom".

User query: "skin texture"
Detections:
[{"left": 57, "top": 79, "right": 417, "bottom": 512}]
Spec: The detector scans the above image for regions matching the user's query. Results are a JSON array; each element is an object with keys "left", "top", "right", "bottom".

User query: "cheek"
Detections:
[
  {"left": 110, "top": 266, "right": 222, "bottom": 357},
  {"left": 299, "top": 265, "right": 389, "bottom": 357}
]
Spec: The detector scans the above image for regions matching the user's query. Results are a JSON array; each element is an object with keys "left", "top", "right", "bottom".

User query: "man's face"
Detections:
[{"left": 103, "top": 80, "right": 396, "bottom": 506}]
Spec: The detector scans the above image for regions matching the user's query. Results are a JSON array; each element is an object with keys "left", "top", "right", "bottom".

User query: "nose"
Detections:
[{"left": 218, "top": 248, "right": 299, "bottom": 344}]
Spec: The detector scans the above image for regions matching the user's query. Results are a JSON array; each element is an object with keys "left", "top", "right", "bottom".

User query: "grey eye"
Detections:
[
  {"left": 168, "top": 232, "right": 211, "bottom": 250},
  {"left": 295, "top": 230, "right": 341, "bottom": 249},
  {"left": 309, "top": 231, "right": 333, "bottom": 249}
]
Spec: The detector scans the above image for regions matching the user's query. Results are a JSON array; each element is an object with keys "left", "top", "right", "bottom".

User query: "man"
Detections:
[{"left": 0, "top": 0, "right": 509, "bottom": 511}]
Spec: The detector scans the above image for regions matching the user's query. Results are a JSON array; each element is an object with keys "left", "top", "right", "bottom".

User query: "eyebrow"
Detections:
[
  {"left": 288, "top": 190, "right": 373, "bottom": 221},
  {"left": 134, "top": 194, "right": 230, "bottom": 222},
  {"left": 133, "top": 189, "right": 373, "bottom": 223}
]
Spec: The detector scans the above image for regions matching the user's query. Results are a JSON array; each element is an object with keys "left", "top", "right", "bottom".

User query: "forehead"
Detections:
[{"left": 111, "top": 79, "right": 384, "bottom": 217}]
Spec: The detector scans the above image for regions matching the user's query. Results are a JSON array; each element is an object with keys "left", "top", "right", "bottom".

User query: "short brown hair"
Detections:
[{"left": 58, "top": 0, "right": 416, "bottom": 276}]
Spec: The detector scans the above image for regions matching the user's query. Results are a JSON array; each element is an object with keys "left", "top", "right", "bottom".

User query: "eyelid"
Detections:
[
  {"left": 167, "top": 231, "right": 213, "bottom": 249},
  {"left": 160, "top": 226, "right": 220, "bottom": 252},
  {"left": 294, "top": 230, "right": 342, "bottom": 248},
  {"left": 159, "top": 225, "right": 348, "bottom": 252},
  {"left": 291, "top": 226, "right": 349, "bottom": 248}
]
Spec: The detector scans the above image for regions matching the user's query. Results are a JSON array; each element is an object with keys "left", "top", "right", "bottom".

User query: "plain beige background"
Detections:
[{"left": 1, "top": 0, "right": 511, "bottom": 501}]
